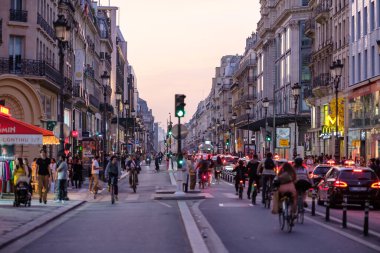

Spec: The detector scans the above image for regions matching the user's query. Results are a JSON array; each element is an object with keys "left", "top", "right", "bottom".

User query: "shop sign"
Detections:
[
  {"left": 0, "top": 105, "right": 10, "bottom": 116},
  {"left": 276, "top": 128, "right": 290, "bottom": 148}
]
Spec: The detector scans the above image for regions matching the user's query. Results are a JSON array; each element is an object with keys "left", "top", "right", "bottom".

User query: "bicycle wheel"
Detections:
[
  {"left": 239, "top": 187, "right": 243, "bottom": 199},
  {"left": 297, "top": 194, "right": 304, "bottom": 224},
  {"left": 251, "top": 190, "right": 257, "bottom": 205},
  {"left": 279, "top": 205, "right": 285, "bottom": 231},
  {"left": 284, "top": 200, "right": 293, "bottom": 233},
  {"left": 111, "top": 184, "right": 115, "bottom": 204}
]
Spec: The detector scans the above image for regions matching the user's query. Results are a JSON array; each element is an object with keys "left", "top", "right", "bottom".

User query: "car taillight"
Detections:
[
  {"left": 353, "top": 169, "right": 363, "bottom": 172},
  {"left": 239, "top": 180, "right": 243, "bottom": 184},
  {"left": 371, "top": 182, "right": 380, "bottom": 189},
  {"left": 334, "top": 180, "right": 348, "bottom": 188}
]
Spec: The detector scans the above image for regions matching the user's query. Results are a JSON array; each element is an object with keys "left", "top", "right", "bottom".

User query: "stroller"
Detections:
[{"left": 13, "top": 181, "right": 31, "bottom": 207}]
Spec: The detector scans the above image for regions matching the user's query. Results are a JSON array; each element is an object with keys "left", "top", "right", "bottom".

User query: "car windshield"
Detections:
[
  {"left": 339, "top": 170, "right": 377, "bottom": 180},
  {"left": 314, "top": 167, "right": 331, "bottom": 175}
]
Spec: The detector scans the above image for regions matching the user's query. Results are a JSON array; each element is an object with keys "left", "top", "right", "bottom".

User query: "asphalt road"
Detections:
[
  {"left": 198, "top": 179, "right": 380, "bottom": 253},
  {"left": 5, "top": 164, "right": 192, "bottom": 253}
]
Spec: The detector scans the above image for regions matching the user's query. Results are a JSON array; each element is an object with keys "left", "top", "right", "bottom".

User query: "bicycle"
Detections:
[
  {"left": 238, "top": 180, "right": 244, "bottom": 199},
  {"left": 296, "top": 190, "right": 305, "bottom": 224},
  {"left": 130, "top": 169, "right": 138, "bottom": 193},
  {"left": 215, "top": 169, "right": 221, "bottom": 184},
  {"left": 263, "top": 177, "right": 273, "bottom": 209},
  {"left": 279, "top": 192, "right": 294, "bottom": 233},
  {"left": 251, "top": 182, "right": 258, "bottom": 205},
  {"left": 109, "top": 175, "right": 116, "bottom": 204}
]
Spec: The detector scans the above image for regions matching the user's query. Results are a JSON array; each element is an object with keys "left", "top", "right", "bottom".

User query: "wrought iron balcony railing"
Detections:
[
  {"left": 10, "top": 9, "right": 27, "bottom": 22},
  {"left": 37, "top": 13, "right": 55, "bottom": 39}
]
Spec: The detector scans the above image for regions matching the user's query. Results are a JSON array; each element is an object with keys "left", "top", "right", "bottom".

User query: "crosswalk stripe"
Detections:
[{"left": 125, "top": 194, "right": 139, "bottom": 201}]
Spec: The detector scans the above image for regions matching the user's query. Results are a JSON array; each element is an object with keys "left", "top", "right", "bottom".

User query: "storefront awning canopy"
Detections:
[{"left": 0, "top": 114, "right": 59, "bottom": 145}]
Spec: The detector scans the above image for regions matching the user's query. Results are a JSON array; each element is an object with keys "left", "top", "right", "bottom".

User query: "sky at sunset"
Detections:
[{"left": 101, "top": 0, "right": 261, "bottom": 128}]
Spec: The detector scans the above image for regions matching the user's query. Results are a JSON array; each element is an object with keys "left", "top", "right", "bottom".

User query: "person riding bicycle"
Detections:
[
  {"left": 196, "top": 156, "right": 209, "bottom": 187},
  {"left": 275, "top": 162, "right": 297, "bottom": 217},
  {"left": 127, "top": 155, "right": 139, "bottom": 187},
  {"left": 260, "top": 152, "right": 276, "bottom": 204},
  {"left": 214, "top": 156, "right": 223, "bottom": 182},
  {"left": 233, "top": 160, "right": 247, "bottom": 195},
  {"left": 207, "top": 155, "right": 214, "bottom": 185},
  {"left": 293, "top": 157, "right": 312, "bottom": 208},
  {"left": 247, "top": 154, "right": 260, "bottom": 199},
  {"left": 105, "top": 155, "right": 121, "bottom": 201}
]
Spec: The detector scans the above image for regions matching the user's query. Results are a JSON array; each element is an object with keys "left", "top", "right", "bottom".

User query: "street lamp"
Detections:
[
  {"left": 245, "top": 104, "right": 251, "bottom": 156},
  {"left": 101, "top": 71, "right": 110, "bottom": 166},
  {"left": 292, "top": 83, "right": 301, "bottom": 159},
  {"left": 115, "top": 92, "right": 122, "bottom": 154},
  {"left": 54, "top": 14, "right": 70, "bottom": 155},
  {"left": 232, "top": 112, "right": 237, "bottom": 154},
  {"left": 263, "top": 97, "right": 269, "bottom": 154},
  {"left": 330, "top": 59, "right": 344, "bottom": 163}
]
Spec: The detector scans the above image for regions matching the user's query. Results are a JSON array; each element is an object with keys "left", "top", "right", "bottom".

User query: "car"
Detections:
[
  {"left": 317, "top": 165, "right": 380, "bottom": 209},
  {"left": 310, "top": 164, "right": 334, "bottom": 185}
]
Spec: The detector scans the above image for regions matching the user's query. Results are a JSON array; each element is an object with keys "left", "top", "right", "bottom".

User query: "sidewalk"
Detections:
[{"left": 0, "top": 171, "right": 128, "bottom": 250}]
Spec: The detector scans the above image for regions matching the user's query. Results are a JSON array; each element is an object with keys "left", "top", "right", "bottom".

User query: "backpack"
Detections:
[{"left": 264, "top": 158, "right": 275, "bottom": 170}]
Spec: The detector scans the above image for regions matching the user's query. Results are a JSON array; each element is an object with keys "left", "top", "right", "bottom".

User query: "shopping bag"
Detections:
[{"left": 271, "top": 191, "right": 279, "bottom": 214}]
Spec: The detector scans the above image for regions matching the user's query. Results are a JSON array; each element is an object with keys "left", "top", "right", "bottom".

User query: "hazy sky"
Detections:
[{"left": 103, "top": 0, "right": 261, "bottom": 128}]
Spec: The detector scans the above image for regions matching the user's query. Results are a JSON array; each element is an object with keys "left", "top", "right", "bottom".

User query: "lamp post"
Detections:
[
  {"left": 330, "top": 59, "right": 344, "bottom": 163},
  {"left": 101, "top": 71, "right": 110, "bottom": 166},
  {"left": 54, "top": 14, "right": 71, "bottom": 155},
  {"left": 115, "top": 92, "right": 122, "bottom": 154},
  {"left": 221, "top": 118, "right": 226, "bottom": 154},
  {"left": 245, "top": 104, "right": 251, "bottom": 156},
  {"left": 263, "top": 97, "right": 269, "bottom": 154},
  {"left": 292, "top": 83, "right": 301, "bottom": 159},
  {"left": 232, "top": 112, "right": 237, "bottom": 154},
  {"left": 216, "top": 120, "right": 220, "bottom": 154}
]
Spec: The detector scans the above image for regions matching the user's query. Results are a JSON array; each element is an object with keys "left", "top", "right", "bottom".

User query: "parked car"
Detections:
[
  {"left": 317, "top": 165, "right": 380, "bottom": 209},
  {"left": 310, "top": 164, "right": 334, "bottom": 185}
]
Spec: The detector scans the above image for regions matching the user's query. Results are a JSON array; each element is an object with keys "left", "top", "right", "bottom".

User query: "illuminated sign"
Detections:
[
  {"left": 0, "top": 105, "right": 10, "bottom": 116},
  {"left": 320, "top": 99, "right": 344, "bottom": 139},
  {"left": 276, "top": 127, "right": 290, "bottom": 148},
  {"left": 72, "top": 130, "right": 79, "bottom": 138}
]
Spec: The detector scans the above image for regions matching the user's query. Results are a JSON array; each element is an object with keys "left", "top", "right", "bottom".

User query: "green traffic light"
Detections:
[
  {"left": 176, "top": 110, "right": 185, "bottom": 117},
  {"left": 169, "top": 131, "right": 172, "bottom": 135}
]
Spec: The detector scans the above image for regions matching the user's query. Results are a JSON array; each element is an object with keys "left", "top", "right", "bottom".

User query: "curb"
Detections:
[{"left": 0, "top": 200, "right": 86, "bottom": 250}]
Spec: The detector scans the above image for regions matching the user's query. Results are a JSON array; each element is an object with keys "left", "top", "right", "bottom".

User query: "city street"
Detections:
[{"left": 1, "top": 164, "right": 380, "bottom": 253}]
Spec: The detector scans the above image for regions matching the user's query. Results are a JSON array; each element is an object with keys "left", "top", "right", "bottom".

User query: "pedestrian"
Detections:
[
  {"left": 90, "top": 156, "right": 101, "bottom": 197},
  {"left": 55, "top": 155, "right": 68, "bottom": 204},
  {"left": 247, "top": 154, "right": 260, "bottom": 199},
  {"left": 49, "top": 158, "right": 57, "bottom": 196},
  {"left": 23, "top": 158, "right": 33, "bottom": 195},
  {"left": 72, "top": 157, "right": 83, "bottom": 189},
  {"left": 155, "top": 154, "right": 160, "bottom": 172},
  {"left": 36, "top": 149, "right": 51, "bottom": 204}
]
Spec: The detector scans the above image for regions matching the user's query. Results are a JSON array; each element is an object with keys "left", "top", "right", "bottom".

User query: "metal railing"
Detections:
[
  {"left": 37, "top": 13, "right": 55, "bottom": 39},
  {"left": 312, "top": 73, "right": 331, "bottom": 88},
  {"left": 305, "top": 18, "right": 315, "bottom": 33},
  {"left": 315, "top": 0, "right": 331, "bottom": 16},
  {"left": 0, "top": 57, "right": 62, "bottom": 85},
  {"left": 64, "top": 77, "right": 73, "bottom": 92},
  {"left": 10, "top": 9, "right": 27, "bottom": 22},
  {"left": 89, "top": 94, "right": 100, "bottom": 108}
]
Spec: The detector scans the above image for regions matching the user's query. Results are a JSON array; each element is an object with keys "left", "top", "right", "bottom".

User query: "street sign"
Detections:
[{"left": 172, "top": 124, "right": 189, "bottom": 139}]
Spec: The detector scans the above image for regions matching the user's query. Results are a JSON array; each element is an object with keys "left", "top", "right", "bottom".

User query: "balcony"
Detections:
[
  {"left": 304, "top": 88, "right": 316, "bottom": 106},
  {"left": 312, "top": 73, "right": 331, "bottom": 98},
  {"left": 9, "top": 9, "right": 27, "bottom": 22},
  {"left": 89, "top": 94, "right": 100, "bottom": 111},
  {"left": 84, "top": 66, "right": 95, "bottom": 81},
  {"left": 234, "top": 58, "right": 257, "bottom": 78},
  {"left": 305, "top": 18, "right": 315, "bottom": 38},
  {"left": 116, "top": 65, "right": 124, "bottom": 91},
  {"left": 62, "top": 77, "right": 73, "bottom": 99},
  {"left": 37, "top": 13, "right": 55, "bottom": 40},
  {"left": 0, "top": 57, "right": 62, "bottom": 88},
  {"left": 73, "top": 84, "right": 86, "bottom": 107},
  {"left": 100, "top": 103, "right": 114, "bottom": 114},
  {"left": 315, "top": 0, "right": 331, "bottom": 24}
]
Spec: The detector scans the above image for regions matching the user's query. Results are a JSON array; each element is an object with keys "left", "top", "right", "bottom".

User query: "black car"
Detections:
[
  {"left": 310, "top": 164, "right": 333, "bottom": 185},
  {"left": 317, "top": 166, "right": 380, "bottom": 209}
]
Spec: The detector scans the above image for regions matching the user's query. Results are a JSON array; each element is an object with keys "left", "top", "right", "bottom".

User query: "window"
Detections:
[
  {"left": 370, "top": 1, "right": 375, "bottom": 31},
  {"left": 358, "top": 53, "right": 361, "bottom": 81},
  {"left": 364, "top": 50, "right": 368, "bottom": 79},
  {"left": 351, "top": 16, "right": 355, "bottom": 42},
  {"left": 302, "top": 0, "right": 308, "bottom": 6},
  {"left": 352, "top": 55, "right": 355, "bottom": 83},
  {"left": 357, "top": 11, "right": 361, "bottom": 40},
  {"left": 364, "top": 7, "right": 367, "bottom": 36},
  {"left": 372, "top": 46, "right": 375, "bottom": 77},
  {"left": 40, "top": 94, "right": 52, "bottom": 119},
  {"left": 8, "top": 35, "right": 23, "bottom": 72},
  {"left": 11, "top": 0, "right": 22, "bottom": 10}
]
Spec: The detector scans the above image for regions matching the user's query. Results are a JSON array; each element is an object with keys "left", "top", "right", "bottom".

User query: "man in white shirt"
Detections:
[
  {"left": 55, "top": 155, "right": 68, "bottom": 204},
  {"left": 89, "top": 156, "right": 101, "bottom": 197}
]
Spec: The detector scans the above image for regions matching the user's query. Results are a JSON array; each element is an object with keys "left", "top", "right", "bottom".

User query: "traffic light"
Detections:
[
  {"left": 168, "top": 123, "right": 172, "bottom": 136},
  {"left": 266, "top": 132, "right": 272, "bottom": 142},
  {"left": 175, "top": 94, "right": 186, "bottom": 118},
  {"left": 177, "top": 153, "right": 184, "bottom": 169},
  {"left": 226, "top": 139, "right": 230, "bottom": 146},
  {"left": 46, "top": 121, "right": 57, "bottom": 131}
]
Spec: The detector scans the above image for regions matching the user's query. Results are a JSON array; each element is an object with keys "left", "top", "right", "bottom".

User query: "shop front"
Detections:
[{"left": 348, "top": 80, "right": 380, "bottom": 163}]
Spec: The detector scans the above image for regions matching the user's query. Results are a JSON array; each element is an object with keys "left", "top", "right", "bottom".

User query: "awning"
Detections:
[{"left": 0, "top": 114, "right": 59, "bottom": 145}]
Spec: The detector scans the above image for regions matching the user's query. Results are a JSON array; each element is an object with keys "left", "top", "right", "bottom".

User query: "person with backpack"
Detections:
[
  {"left": 105, "top": 156, "right": 121, "bottom": 201},
  {"left": 260, "top": 152, "right": 276, "bottom": 204},
  {"left": 246, "top": 154, "right": 260, "bottom": 199}
]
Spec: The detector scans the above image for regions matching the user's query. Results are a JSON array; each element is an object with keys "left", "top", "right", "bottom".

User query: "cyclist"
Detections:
[
  {"left": 260, "top": 152, "right": 276, "bottom": 204},
  {"left": 105, "top": 155, "right": 121, "bottom": 201},
  {"left": 214, "top": 156, "right": 223, "bottom": 183},
  {"left": 127, "top": 155, "right": 139, "bottom": 187},
  {"left": 247, "top": 154, "right": 260, "bottom": 199},
  {"left": 197, "top": 155, "right": 209, "bottom": 188},
  {"left": 294, "top": 157, "right": 312, "bottom": 208},
  {"left": 207, "top": 155, "right": 214, "bottom": 185},
  {"left": 276, "top": 162, "right": 297, "bottom": 217},
  {"left": 233, "top": 160, "right": 247, "bottom": 195}
]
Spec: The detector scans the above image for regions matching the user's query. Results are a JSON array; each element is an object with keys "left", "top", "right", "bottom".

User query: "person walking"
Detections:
[
  {"left": 72, "top": 158, "right": 83, "bottom": 189},
  {"left": 36, "top": 149, "right": 51, "bottom": 204},
  {"left": 55, "top": 155, "right": 68, "bottom": 204},
  {"left": 23, "top": 158, "right": 33, "bottom": 195},
  {"left": 49, "top": 158, "right": 57, "bottom": 196},
  {"left": 90, "top": 156, "right": 101, "bottom": 198},
  {"left": 155, "top": 154, "right": 160, "bottom": 172}
]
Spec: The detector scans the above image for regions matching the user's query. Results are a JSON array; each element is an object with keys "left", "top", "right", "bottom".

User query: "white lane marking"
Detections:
[
  {"left": 305, "top": 208, "right": 380, "bottom": 238},
  {"left": 125, "top": 194, "right": 139, "bottom": 201},
  {"left": 219, "top": 203, "right": 224, "bottom": 207},
  {"left": 218, "top": 203, "right": 251, "bottom": 208},
  {"left": 222, "top": 181, "right": 234, "bottom": 186},
  {"left": 203, "top": 193, "right": 214, "bottom": 199},
  {"left": 305, "top": 216, "right": 380, "bottom": 252},
  {"left": 178, "top": 201, "right": 209, "bottom": 253},
  {"left": 155, "top": 200, "right": 172, "bottom": 208},
  {"left": 223, "top": 193, "right": 239, "bottom": 198}
]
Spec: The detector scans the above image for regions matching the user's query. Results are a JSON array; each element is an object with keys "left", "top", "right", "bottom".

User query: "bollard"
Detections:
[
  {"left": 342, "top": 195, "right": 347, "bottom": 228},
  {"left": 325, "top": 192, "right": 330, "bottom": 222},
  {"left": 311, "top": 188, "right": 316, "bottom": 216},
  {"left": 364, "top": 200, "right": 369, "bottom": 236}
]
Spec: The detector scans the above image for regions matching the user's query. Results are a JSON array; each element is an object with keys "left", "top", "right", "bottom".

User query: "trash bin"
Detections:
[{"left": 189, "top": 170, "right": 196, "bottom": 190}]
